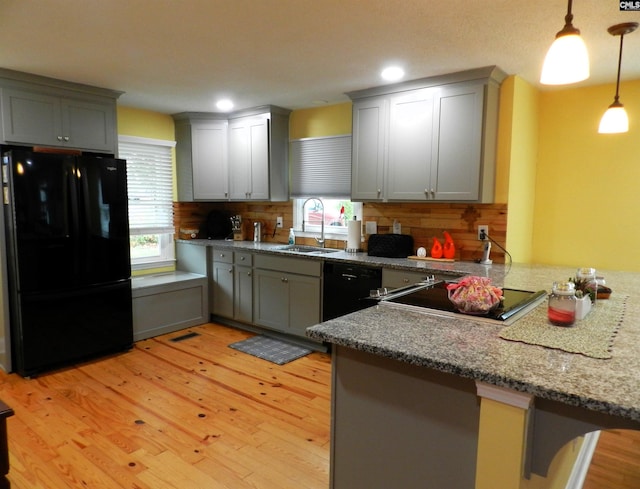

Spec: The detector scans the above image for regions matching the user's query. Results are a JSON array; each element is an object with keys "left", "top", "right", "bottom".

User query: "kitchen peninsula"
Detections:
[
  {"left": 307, "top": 263, "right": 640, "bottom": 489},
  {"left": 177, "top": 239, "right": 640, "bottom": 487}
]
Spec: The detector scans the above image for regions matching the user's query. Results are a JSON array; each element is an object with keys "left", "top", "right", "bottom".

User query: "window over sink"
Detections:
[{"left": 293, "top": 198, "right": 362, "bottom": 238}]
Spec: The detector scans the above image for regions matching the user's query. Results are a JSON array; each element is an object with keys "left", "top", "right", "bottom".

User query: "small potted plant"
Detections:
[{"left": 573, "top": 288, "right": 591, "bottom": 320}]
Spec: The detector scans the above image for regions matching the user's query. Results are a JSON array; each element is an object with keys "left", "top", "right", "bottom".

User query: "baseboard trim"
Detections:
[{"left": 565, "top": 430, "right": 601, "bottom": 489}]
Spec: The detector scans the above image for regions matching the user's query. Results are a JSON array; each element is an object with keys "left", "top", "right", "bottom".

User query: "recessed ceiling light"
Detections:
[
  {"left": 381, "top": 66, "right": 405, "bottom": 82},
  {"left": 216, "top": 99, "right": 234, "bottom": 111}
]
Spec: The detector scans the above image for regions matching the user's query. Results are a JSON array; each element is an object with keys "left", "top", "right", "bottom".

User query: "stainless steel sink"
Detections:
[{"left": 274, "top": 245, "right": 341, "bottom": 254}]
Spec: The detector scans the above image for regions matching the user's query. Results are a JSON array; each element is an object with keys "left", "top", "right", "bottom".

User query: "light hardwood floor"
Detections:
[
  {"left": 0, "top": 321, "right": 638, "bottom": 488},
  {"left": 0, "top": 323, "right": 331, "bottom": 488},
  {"left": 583, "top": 429, "right": 640, "bottom": 489}
]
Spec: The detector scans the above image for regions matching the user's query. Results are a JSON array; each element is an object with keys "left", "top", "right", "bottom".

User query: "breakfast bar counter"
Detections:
[{"left": 307, "top": 263, "right": 640, "bottom": 489}]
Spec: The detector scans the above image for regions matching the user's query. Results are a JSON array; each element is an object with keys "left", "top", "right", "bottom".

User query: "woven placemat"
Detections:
[{"left": 499, "top": 295, "right": 627, "bottom": 359}]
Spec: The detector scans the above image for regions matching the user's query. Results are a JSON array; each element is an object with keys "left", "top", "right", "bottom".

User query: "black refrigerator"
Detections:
[{"left": 2, "top": 149, "right": 133, "bottom": 377}]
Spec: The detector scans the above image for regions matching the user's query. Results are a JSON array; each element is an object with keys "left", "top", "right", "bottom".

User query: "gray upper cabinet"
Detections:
[
  {"left": 351, "top": 97, "right": 387, "bottom": 201},
  {"left": 386, "top": 87, "right": 436, "bottom": 200},
  {"left": 228, "top": 114, "right": 269, "bottom": 200},
  {"left": 173, "top": 105, "right": 290, "bottom": 202},
  {"left": 0, "top": 69, "right": 120, "bottom": 154},
  {"left": 349, "top": 66, "right": 506, "bottom": 203},
  {"left": 174, "top": 115, "right": 229, "bottom": 201},
  {"left": 431, "top": 82, "right": 484, "bottom": 201}
]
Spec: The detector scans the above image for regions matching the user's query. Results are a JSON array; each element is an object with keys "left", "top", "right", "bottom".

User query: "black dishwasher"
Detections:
[{"left": 323, "top": 262, "right": 382, "bottom": 321}]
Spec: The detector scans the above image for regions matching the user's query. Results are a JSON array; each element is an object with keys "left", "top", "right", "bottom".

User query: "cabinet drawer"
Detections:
[
  {"left": 234, "top": 251, "right": 253, "bottom": 265},
  {"left": 211, "top": 248, "right": 233, "bottom": 264},
  {"left": 382, "top": 269, "right": 433, "bottom": 289},
  {"left": 254, "top": 254, "right": 321, "bottom": 277}
]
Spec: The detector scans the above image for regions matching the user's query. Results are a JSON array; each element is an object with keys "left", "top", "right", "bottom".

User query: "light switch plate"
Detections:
[
  {"left": 365, "top": 221, "right": 377, "bottom": 234},
  {"left": 276, "top": 216, "right": 283, "bottom": 228}
]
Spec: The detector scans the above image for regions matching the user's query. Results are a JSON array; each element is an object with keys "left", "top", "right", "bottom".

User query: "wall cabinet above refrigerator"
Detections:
[
  {"left": 349, "top": 66, "right": 506, "bottom": 203},
  {"left": 0, "top": 68, "right": 121, "bottom": 155},
  {"left": 173, "top": 106, "right": 290, "bottom": 202}
]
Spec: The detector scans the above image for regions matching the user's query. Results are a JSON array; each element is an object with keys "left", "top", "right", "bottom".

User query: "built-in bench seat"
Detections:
[{"left": 131, "top": 271, "right": 208, "bottom": 341}]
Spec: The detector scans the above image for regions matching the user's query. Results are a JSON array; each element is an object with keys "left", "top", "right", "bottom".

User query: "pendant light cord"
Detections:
[
  {"left": 613, "top": 33, "right": 625, "bottom": 103},
  {"left": 558, "top": 0, "right": 579, "bottom": 37},
  {"left": 564, "top": 0, "right": 573, "bottom": 28}
]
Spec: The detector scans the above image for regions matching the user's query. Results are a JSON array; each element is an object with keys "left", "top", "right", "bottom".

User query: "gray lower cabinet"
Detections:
[
  {"left": 253, "top": 254, "right": 321, "bottom": 338},
  {"left": 0, "top": 68, "right": 120, "bottom": 154},
  {"left": 382, "top": 268, "right": 434, "bottom": 289},
  {"left": 209, "top": 248, "right": 254, "bottom": 324},
  {"left": 132, "top": 272, "right": 208, "bottom": 341},
  {"left": 210, "top": 248, "right": 234, "bottom": 318},
  {"left": 233, "top": 252, "right": 253, "bottom": 323}
]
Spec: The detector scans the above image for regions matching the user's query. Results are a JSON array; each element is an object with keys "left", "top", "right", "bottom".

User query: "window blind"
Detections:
[
  {"left": 118, "top": 136, "right": 175, "bottom": 235},
  {"left": 290, "top": 135, "right": 352, "bottom": 198}
]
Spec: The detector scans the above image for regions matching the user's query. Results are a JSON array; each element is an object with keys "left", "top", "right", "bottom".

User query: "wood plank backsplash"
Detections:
[{"left": 174, "top": 201, "right": 508, "bottom": 263}]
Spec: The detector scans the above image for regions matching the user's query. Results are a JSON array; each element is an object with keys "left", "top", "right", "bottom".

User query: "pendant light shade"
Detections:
[
  {"left": 540, "top": 0, "right": 589, "bottom": 85},
  {"left": 598, "top": 102, "right": 629, "bottom": 134},
  {"left": 598, "top": 22, "right": 638, "bottom": 134}
]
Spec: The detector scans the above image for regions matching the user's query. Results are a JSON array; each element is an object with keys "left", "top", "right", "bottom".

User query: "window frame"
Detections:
[
  {"left": 118, "top": 135, "right": 176, "bottom": 270},
  {"left": 292, "top": 198, "right": 362, "bottom": 240}
]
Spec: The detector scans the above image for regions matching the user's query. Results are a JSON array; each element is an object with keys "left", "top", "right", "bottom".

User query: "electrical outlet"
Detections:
[
  {"left": 276, "top": 216, "right": 283, "bottom": 228},
  {"left": 477, "top": 225, "right": 488, "bottom": 241}
]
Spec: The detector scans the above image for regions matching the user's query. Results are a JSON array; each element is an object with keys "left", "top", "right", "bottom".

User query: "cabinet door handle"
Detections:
[
  {"left": 281, "top": 277, "right": 288, "bottom": 283},
  {"left": 239, "top": 256, "right": 245, "bottom": 261},
  {"left": 57, "top": 136, "right": 63, "bottom": 141},
  {"left": 247, "top": 271, "right": 251, "bottom": 276},
  {"left": 403, "top": 278, "right": 409, "bottom": 283},
  {"left": 228, "top": 268, "right": 233, "bottom": 273},
  {"left": 63, "top": 136, "right": 70, "bottom": 142}
]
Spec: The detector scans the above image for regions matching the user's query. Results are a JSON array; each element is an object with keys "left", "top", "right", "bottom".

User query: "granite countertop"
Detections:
[
  {"left": 177, "top": 238, "right": 508, "bottom": 280},
  {"left": 308, "top": 263, "right": 640, "bottom": 423},
  {"left": 179, "top": 239, "right": 640, "bottom": 422}
]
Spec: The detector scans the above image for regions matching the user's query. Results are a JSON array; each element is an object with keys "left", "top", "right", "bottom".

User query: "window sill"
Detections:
[
  {"left": 293, "top": 230, "right": 351, "bottom": 242},
  {"left": 132, "top": 259, "right": 176, "bottom": 272}
]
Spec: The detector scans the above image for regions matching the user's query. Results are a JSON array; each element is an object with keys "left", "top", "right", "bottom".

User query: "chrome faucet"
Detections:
[{"left": 302, "top": 197, "right": 325, "bottom": 247}]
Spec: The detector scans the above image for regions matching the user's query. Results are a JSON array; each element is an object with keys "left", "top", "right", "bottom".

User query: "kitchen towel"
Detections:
[
  {"left": 499, "top": 294, "right": 627, "bottom": 359},
  {"left": 347, "top": 220, "right": 362, "bottom": 251}
]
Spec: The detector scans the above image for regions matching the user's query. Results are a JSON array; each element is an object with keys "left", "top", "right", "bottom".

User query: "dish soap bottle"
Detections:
[{"left": 288, "top": 228, "right": 295, "bottom": 245}]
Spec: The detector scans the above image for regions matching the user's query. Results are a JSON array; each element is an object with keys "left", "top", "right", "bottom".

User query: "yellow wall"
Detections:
[
  {"left": 117, "top": 106, "right": 177, "bottom": 275},
  {"left": 117, "top": 105, "right": 176, "bottom": 200},
  {"left": 503, "top": 76, "right": 539, "bottom": 264},
  {"left": 117, "top": 106, "right": 175, "bottom": 141},
  {"left": 118, "top": 78, "right": 640, "bottom": 273},
  {"left": 289, "top": 102, "right": 352, "bottom": 139},
  {"left": 532, "top": 80, "right": 640, "bottom": 272}
]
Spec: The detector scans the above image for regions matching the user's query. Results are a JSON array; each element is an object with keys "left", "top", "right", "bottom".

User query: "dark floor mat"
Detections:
[{"left": 228, "top": 335, "right": 312, "bottom": 365}]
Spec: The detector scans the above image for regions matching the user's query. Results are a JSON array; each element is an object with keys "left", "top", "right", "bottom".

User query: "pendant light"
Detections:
[
  {"left": 598, "top": 22, "right": 638, "bottom": 134},
  {"left": 540, "top": 0, "right": 589, "bottom": 85}
]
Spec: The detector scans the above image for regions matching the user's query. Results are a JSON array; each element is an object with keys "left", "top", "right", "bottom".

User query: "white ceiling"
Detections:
[{"left": 1, "top": 0, "right": 639, "bottom": 114}]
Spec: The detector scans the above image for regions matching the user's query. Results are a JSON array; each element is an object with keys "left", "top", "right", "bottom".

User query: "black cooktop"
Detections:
[{"left": 384, "top": 281, "right": 548, "bottom": 321}]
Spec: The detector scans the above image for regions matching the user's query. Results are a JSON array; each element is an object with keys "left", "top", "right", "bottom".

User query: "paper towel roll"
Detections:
[{"left": 347, "top": 220, "right": 362, "bottom": 251}]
